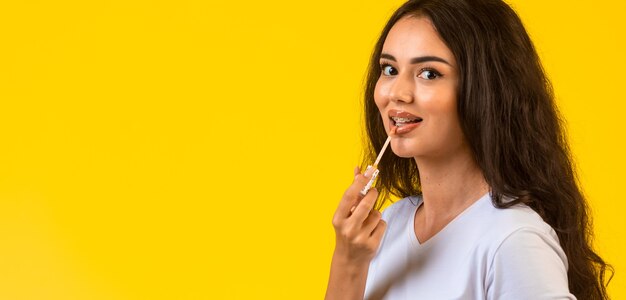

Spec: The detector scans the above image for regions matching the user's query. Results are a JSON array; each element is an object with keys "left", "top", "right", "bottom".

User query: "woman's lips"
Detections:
[
  {"left": 391, "top": 121, "right": 420, "bottom": 134},
  {"left": 388, "top": 109, "right": 421, "bottom": 119},
  {"left": 388, "top": 109, "right": 422, "bottom": 135}
]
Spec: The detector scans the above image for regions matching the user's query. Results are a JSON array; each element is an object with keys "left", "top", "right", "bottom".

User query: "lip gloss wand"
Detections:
[{"left": 360, "top": 129, "right": 395, "bottom": 196}]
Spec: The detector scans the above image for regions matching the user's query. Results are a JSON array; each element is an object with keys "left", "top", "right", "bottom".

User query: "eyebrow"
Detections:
[{"left": 380, "top": 53, "right": 452, "bottom": 66}]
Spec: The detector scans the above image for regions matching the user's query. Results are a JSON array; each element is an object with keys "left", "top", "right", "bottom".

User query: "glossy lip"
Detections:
[{"left": 388, "top": 109, "right": 422, "bottom": 135}]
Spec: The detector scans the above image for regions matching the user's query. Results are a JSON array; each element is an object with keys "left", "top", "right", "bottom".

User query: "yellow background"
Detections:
[{"left": 0, "top": 0, "right": 624, "bottom": 299}]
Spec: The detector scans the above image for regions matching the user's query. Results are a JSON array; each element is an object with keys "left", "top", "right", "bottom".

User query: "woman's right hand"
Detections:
[
  {"left": 325, "top": 167, "right": 387, "bottom": 300},
  {"left": 331, "top": 166, "right": 387, "bottom": 266}
]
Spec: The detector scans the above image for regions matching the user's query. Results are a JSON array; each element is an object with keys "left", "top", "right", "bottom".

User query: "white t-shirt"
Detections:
[{"left": 364, "top": 192, "right": 576, "bottom": 299}]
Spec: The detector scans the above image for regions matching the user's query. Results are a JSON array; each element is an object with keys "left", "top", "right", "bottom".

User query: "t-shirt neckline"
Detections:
[{"left": 407, "top": 192, "right": 491, "bottom": 248}]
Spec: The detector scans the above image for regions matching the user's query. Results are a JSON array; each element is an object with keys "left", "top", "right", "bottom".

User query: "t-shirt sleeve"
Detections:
[{"left": 486, "top": 227, "right": 576, "bottom": 300}]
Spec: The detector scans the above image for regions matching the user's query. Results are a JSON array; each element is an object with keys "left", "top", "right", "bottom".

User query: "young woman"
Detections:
[{"left": 325, "top": 0, "right": 612, "bottom": 299}]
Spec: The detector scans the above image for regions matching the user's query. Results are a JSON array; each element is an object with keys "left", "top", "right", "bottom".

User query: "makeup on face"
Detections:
[{"left": 372, "top": 16, "right": 461, "bottom": 160}]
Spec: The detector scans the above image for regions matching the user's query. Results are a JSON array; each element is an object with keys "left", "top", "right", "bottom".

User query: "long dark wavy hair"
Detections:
[{"left": 361, "top": 0, "right": 613, "bottom": 298}]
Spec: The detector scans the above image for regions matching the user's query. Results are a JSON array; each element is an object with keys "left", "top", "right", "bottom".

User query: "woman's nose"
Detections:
[{"left": 388, "top": 75, "right": 414, "bottom": 104}]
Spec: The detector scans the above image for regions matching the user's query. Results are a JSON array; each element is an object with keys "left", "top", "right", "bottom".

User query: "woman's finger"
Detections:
[
  {"left": 371, "top": 219, "right": 387, "bottom": 240},
  {"left": 350, "top": 187, "right": 378, "bottom": 222},
  {"left": 361, "top": 209, "right": 382, "bottom": 234},
  {"left": 336, "top": 169, "right": 378, "bottom": 218}
]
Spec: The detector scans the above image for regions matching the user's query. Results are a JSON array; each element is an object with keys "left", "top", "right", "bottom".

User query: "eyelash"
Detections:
[{"left": 379, "top": 63, "right": 443, "bottom": 79}]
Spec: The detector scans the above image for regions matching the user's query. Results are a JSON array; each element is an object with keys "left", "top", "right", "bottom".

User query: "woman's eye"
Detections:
[
  {"left": 381, "top": 65, "right": 397, "bottom": 76},
  {"left": 418, "top": 69, "right": 441, "bottom": 80}
]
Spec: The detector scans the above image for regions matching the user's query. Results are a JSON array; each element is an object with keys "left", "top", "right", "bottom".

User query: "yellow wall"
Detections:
[{"left": 0, "top": 0, "right": 623, "bottom": 298}]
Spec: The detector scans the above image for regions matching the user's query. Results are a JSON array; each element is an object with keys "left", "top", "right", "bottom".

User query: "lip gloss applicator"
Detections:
[{"left": 360, "top": 128, "right": 396, "bottom": 196}]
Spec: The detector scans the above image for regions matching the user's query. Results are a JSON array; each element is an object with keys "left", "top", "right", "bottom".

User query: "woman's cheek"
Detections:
[{"left": 373, "top": 79, "right": 387, "bottom": 109}]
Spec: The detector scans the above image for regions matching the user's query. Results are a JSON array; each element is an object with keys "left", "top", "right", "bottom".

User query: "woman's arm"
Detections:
[
  {"left": 325, "top": 167, "right": 387, "bottom": 300},
  {"left": 325, "top": 251, "right": 372, "bottom": 300}
]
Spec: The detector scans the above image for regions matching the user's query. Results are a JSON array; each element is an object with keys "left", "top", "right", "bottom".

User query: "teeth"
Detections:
[
  {"left": 391, "top": 117, "right": 417, "bottom": 122},
  {"left": 391, "top": 116, "right": 422, "bottom": 128}
]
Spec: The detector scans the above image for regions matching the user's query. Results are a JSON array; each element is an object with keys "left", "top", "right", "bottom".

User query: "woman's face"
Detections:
[{"left": 375, "top": 16, "right": 466, "bottom": 160}]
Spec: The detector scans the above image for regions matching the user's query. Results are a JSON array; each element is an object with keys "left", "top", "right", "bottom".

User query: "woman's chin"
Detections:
[
  {"left": 393, "top": 151, "right": 415, "bottom": 158},
  {"left": 390, "top": 142, "right": 419, "bottom": 158}
]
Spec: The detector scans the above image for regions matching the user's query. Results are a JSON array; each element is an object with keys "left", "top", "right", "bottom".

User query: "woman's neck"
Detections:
[{"left": 414, "top": 149, "right": 489, "bottom": 237}]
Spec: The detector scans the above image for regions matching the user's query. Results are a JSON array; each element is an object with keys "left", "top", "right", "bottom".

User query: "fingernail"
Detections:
[{"left": 364, "top": 165, "right": 374, "bottom": 178}]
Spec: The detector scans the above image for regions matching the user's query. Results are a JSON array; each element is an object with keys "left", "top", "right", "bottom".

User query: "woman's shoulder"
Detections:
[
  {"left": 381, "top": 195, "right": 421, "bottom": 218},
  {"left": 482, "top": 198, "right": 556, "bottom": 237},
  {"left": 470, "top": 196, "right": 563, "bottom": 256},
  {"left": 481, "top": 200, "right": 572, "bottom": 297}
]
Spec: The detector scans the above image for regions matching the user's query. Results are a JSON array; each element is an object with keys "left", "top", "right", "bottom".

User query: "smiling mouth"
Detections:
[
  {"left": 388, "top": 110, "right": 423, "bottom": 134},
  {"left": 390, "top": 116, "right": 423, "bottom": 127}
]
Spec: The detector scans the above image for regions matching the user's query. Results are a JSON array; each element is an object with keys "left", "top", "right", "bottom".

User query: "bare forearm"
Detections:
[
  {"left": 326, "top": 168, "right": 385, "bottom": 300},
  {"left": 325, "top": 252, "right": 370, "bottom": 300}
]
